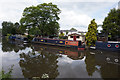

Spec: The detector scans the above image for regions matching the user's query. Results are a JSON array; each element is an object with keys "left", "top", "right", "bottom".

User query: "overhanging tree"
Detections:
[
  {"left": 101, "top": 8, "right": 120, "bottom": 41},
  {"left": 20, "top": 2, "right": 61, "bottom": 37},
  {"left": 85, "top": 19, "right": 97, "bottom": 46}
]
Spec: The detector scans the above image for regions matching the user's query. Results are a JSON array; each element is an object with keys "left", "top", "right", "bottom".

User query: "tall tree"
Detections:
[
  {"left": 20, "top": 2, "right": 61, "bottom": 36},
  {"left": 101, "top": 8, "right": 120, "bottom": 41},
  {"left": 85, "top": 19, "right": 97, "bottom": 46}
]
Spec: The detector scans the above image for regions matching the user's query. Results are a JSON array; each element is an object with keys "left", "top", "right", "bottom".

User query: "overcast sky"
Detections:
[{"left": 0, "top": 0, "right": 119, "bottom": 31}]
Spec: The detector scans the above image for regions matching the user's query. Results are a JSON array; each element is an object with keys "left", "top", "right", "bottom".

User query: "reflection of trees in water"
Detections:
[
  {"left": 85, "top": 50, "right": 120, "bottom": 78},
  {"left": 85, "top": 50, "right": 96, "bottom": 76},
  {"left": 100, "top": 63, "right": 120, "bottom": 79},
  {"left": 95, "top": 51, "right": 120, "bottom": 78},
  {"left": 19, "top": 51, "right": 59, "bottom": 78},
  {"left": 2, "top": 38, "right": 30, "bottom": 52}
]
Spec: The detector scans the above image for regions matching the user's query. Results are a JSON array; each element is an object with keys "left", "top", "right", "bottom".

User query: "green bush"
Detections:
[{"left": 0, "top": 65, "right": 14, "bottom": 79}]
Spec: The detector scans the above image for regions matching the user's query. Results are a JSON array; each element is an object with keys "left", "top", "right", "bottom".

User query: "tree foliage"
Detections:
[
  {"left": 29, "top": 27, "right": 41, "bottom": 35},
  {"left": 20, "top": 2, "right": 61, "bottom": 36},
  {"left": 101, "top": 8, "right": 120, "bottom": 41},
  {"left": 2, "top": 21, "right": 21, "bottom": 36},
  {"left": 2, "top": 21, "right": 14, "bottom": 36},
  {"left": 85, "top": 19, "right": 97, "bottom": 46}
]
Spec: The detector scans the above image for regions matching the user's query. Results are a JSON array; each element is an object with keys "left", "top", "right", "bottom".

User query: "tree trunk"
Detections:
[{"left": 105, "top": 33, "right": 108, "bottom": 42}]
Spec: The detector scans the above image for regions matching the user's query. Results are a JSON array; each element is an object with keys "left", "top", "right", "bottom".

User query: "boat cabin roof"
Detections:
[{"left": 68, "top": 33, "right": 85, "bottom": 36}]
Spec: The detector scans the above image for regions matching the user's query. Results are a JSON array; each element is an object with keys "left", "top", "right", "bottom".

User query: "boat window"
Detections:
[
  {"left": 45, "top": 40, "right": 47, "bottom": 42},
  {"left": 70, "top": 36, "right": 73, "bottom": 38},
  {"left": 24, "top": 38, "right": 28, "bottom": 41},
  {"left": 77, "top": 36, "right": 79, "bottom": 38}
]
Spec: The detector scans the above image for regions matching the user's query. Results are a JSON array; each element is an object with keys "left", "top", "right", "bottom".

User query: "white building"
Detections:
[
  {"left": 68, "top": 33, "right": 85, "bottom": 42},
  {"left": 59, "top": 30, "right": 86, "bottom": 36}
]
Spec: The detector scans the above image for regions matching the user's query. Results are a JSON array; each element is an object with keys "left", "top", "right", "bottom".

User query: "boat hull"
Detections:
[{"left": 96, "top": 41, "right": 120, "bottom": 51}]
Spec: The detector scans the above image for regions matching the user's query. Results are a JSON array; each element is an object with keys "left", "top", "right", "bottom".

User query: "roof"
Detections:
[
  {"left": 68, "top": 33, "right": 81, "bottom": 36},
  {"left": 60, "top": 30, "right": 77, "bottom": 32},
  {"left": 78, "top": 31, "right": 87, "bottom": 33}
]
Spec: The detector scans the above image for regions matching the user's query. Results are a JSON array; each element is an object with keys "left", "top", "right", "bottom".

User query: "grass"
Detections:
[{"left": 0, "top": 65, "right": 14, "bottom": 79}]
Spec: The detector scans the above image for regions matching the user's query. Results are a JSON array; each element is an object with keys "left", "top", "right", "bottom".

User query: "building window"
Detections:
[
  {"left": 77, "top": 36, "right": 79, "bottom": 38},
  {"left": 70, "top": 36, "right": 73, "bottom": 38}
]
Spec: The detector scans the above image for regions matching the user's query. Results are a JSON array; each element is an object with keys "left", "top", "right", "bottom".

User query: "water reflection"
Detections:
[
  {"left": 32, "top": 44, "right": 85, "bottom": 60},
  {"left": 94, "top": 50, "right": 120, "bottom": 78},
  {"left": 2, "top": 38, "right": 30, "bottom": 52},
  {"left": 1, "top": 39, "right": 120, "bottom": 78},
  {"left": 19, "top": 51, "right": 59, "bottom": 78},
  {"left": 85, "top": 50, "right": 96, "bottom": 76}
]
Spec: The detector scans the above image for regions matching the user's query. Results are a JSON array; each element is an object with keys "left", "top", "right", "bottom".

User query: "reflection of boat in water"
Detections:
[
  {"left": 2, "top": 38, "right": 30, "bottom": 53},
  {"left": 32, "top": 44, "right": 85, "bottom": 60}
]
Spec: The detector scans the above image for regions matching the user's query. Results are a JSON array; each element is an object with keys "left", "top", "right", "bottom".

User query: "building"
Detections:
[
  {"left": 118, "top": 1, "right": 120, "bottom": 9},
  {"left": 68, "top": 33, "right": 85, "bottom": 42},
  {"left": 60, "top": 30, "right": 86, "bottom": 36},
  {"left": 59, "top": 30, "right": 77, "bottom": 36},
  {"left": 78, "top": 31, "right": 86, "bottom": 35}
]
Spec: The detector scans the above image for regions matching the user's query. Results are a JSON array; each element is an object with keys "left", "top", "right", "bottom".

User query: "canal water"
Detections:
[{"left": 0, "top": 38, "right": 120, "bottom": 79}]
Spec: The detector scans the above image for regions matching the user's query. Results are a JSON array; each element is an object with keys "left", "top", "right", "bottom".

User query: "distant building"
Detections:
[
  {"left": 60, "top": 30, "right": 77, "bottom": 36},
  {"left": 78, "top": 31, "right": 86, "bottom": 35},
  {"left": 59, "top": 30, "right": 86, "bottom": 36},
  {"left": 118, "top": 1, "right": 120, "bottom": 9}
]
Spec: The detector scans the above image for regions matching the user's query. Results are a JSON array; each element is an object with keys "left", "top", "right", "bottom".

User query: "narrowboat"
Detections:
[
  {"left": 32, "top": 37, "right": 85, "bottom": 50},
  {"left": 32, "top": 33, "right": 85, "bottom": 50},
  {"left": 95, "top": 41, "right": 120, "bottom": 51},
  {"left": 9, "top": 35, "right": 28, "bottom": 43}
]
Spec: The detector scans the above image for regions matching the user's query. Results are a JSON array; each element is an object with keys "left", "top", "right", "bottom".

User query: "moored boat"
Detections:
[
  {"left": 32, "top": 37, "right": 85, "bottom": 50},
  {"left": 96, "top": 41, "right": 120, "bottom": 51},
  {"left": 9, "top": 35, "right": 28, "bottom": 43}
]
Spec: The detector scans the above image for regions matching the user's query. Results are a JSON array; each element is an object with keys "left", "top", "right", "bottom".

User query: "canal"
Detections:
[{"left": 0, "top": 38, "right": 120, "bottom": 79}]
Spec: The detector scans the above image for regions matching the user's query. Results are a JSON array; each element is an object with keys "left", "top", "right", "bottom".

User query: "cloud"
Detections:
[
  {"left": 0, "top": 0, "right": 119, "bottom": 31},
  {"left": 40, "top": 0, "right": 120, "bottom": 2},
  {"left": 57, "top": 2, "right": 117, "bottom": 31},
  {"left": 0, "top": 0, "right": 39, "bottom": 26},
  {"left": 59, "top": 8, "right": 91, "bottom": 31}
]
